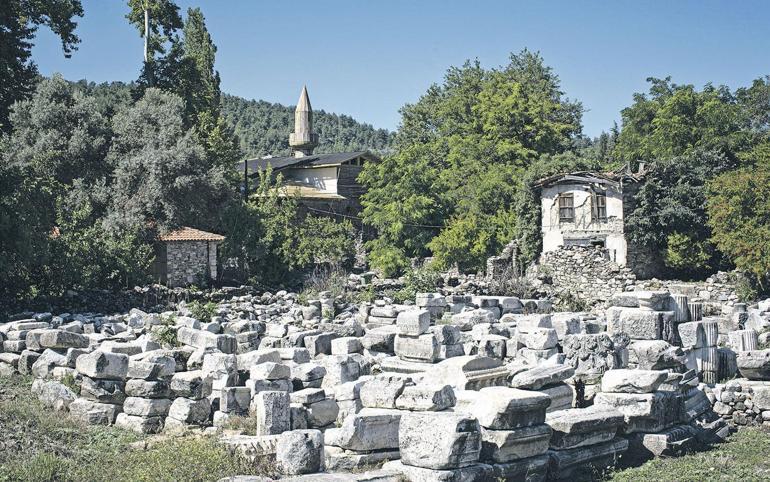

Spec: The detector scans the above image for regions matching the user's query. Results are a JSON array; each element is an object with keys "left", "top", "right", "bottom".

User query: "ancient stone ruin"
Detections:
[{"left": 3, "top": 279, "right": 770, "bottom": 481}]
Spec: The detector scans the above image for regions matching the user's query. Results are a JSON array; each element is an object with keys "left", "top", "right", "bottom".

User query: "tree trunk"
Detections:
[{"left": 143, "top": 8, "right": 149, "bottom": 62}]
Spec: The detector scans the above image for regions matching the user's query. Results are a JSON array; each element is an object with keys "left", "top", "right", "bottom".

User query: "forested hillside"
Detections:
[
  {"left": 60, "top": 84, "right": 395, "bottom": 159},
  {"left": 221, "top": 94, "right": 394, "bottom": 158}
]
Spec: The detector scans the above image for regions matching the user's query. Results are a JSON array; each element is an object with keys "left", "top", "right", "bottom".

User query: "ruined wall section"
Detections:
[{"left": 538, "top": 246, "right": 637, "bottom": 306}]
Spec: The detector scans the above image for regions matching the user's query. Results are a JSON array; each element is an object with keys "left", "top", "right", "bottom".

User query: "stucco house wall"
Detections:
[
  {"left": 541, "top": 183, "right": 628, "bottom": 265},
  {"left": 283, "top": 166, "right": 339, "bottom": 193}
]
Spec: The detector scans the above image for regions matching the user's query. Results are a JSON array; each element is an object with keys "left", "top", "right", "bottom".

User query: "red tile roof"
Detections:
[{"left": 159, "top": 227, "right": 225, "bottom": 242}]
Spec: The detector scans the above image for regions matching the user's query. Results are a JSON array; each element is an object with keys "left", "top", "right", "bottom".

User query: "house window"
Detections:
[
  {"left": 594, "top": 192, "right": 607, "bottom": 222},
  {"left": 558, "top": 193, "right": 574, "bottom": 222}
]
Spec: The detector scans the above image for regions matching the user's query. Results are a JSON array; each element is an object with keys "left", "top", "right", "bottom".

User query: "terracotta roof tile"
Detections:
[{"left": 159, "top": 227, "right": 225, "bottom": 242}]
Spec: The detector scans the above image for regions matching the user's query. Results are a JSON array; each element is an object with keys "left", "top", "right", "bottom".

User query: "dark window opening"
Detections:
[
  {"left": 558, "top": 193, "right": 574, "bottom": 222},
  {"left": 593, "top": 192, "right": 607, "bottom": 222}
]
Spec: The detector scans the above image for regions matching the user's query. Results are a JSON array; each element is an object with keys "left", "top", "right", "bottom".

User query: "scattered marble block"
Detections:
[
  {"left": 539, "top": 382, "right": 574, "bottom": 412},
  {"left": 600, "top": 369, "right": 668, "bottom": 394},
  {"left": 68, "top": 398, "right": 122, "bottom": 425},
  {"left": 509, "top": 364, "right": 575, "bottom": 391},
  {"left": 594, "top": 391, "right": 680, "bottom": 434},
  {"left": 626, "top": 424, "right": 699, "bottom": 458},
  {"left": 114, "top": 413, "right": 163, "bottom": 434},
  {"left": 324, "top": 446, "right": 401, "bottom": 472},
  {"left": 276, "top": 429, "right": 323, "bottom": 475},
  {"left": 428, "top": 356, "right": 509, "bottom": 391},
  {"left": 395, "top": 384, "right": 456, "bottom": 411},
  {"left": 455, "top": 386, "right": 550, "bottom": 429},
  {"left": 737, "top": 350, "right": 770, "bottom": 380},
  {"left": 382, "top": 460, "right": 495, "bottom": 482},
  {"left": 325, "top": 408, "right": 402, "bottom": 452},
  {"left": 399, "top": 411, "right": 481, "bottom": 470},
  {"left": 480, "top": 424, "right": 551, "bottom": 463},
  {"left": 75, "top": 351, "right": 129, "bottom": 381},
  {"left": 546, "top": 406, "right": 624, "bottom": 450},
  {"left": 360, "top": 375, "right": 407, "bottom": 409},
  {"left": 547, "top": 437, "right": 629, "bottom": 480}
]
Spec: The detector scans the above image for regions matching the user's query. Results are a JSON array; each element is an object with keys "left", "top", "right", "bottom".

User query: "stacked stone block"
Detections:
[
  {"left": 115, "top": 352, "right": 175, "bottom": 433},
  {"left": 71, "top": 351, "right": 129, "bottom": 425}
]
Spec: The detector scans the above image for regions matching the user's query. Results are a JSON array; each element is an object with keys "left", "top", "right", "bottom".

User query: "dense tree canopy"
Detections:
[
  {"left": 707, "top": 151, "right": 770, "bottom": 285},
  {"left": 614, "top": 77, "right": 770, "bottom": 280},
  {"left": 360, "top": 51, "right": 583, "bottom": 275}
]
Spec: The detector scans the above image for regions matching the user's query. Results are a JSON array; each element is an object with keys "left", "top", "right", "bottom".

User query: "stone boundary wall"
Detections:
[
  {"left": 536, "top": 246, "right": 740, "bottom": 310},
  {"left": 537, "top": 246, "right": 637, "bottom": 306},
  {"left": 704, "top": 379, "right": 770, "bottom": 427}
]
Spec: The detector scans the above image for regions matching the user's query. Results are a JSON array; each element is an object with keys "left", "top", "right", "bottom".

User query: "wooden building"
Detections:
[{"left": 235, "top": 86, "right": 379, "bottom": 223}]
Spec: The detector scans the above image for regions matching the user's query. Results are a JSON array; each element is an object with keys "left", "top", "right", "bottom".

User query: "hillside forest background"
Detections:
[{"left": 2, "top": 0, "right": 770, "bottom": 304}]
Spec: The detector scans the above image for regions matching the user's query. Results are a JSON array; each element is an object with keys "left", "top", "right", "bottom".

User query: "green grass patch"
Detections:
[
  {"left": 0, "top": 374, "right": 273, "bottom": 482},
  {"left": 608, "top": 427, "right": 770, "bottom": 481}
]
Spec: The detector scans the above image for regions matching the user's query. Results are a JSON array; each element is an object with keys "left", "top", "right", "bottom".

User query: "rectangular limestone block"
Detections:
[
  {"left": 547, "top": 437, "right": 629, "bottom": 480},
  {"left": 479, "top": 424, "right": 551, "bottom": 463},
  {"left": 399, "top": 411, "right": 481, "bottom": 469},
  {"left": 325, "top": 408, "right": 401, "bottom": 451},
  {"left": 396, "top": 309, "right": 431, "bottom": 336},
  {"left": 594, "top": 392, "right": 680, "bottom": 434},
  {"left": 546, "top": 405, "right": 624, "bottom": 450},
  {"left": 454, "top": 387, "right": 550, "bottom": 430},
  {"left": 394, "top": 333, "right": 439, "bottom": 362}
]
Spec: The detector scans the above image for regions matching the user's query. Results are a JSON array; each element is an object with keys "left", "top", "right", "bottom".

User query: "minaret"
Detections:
[{"left": 289, "top": 85, "right": 319, "bottom": 157}]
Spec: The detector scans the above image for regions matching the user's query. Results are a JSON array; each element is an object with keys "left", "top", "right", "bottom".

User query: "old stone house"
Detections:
[
  {"left": 236, "top": 86, "right": 380, "bottom": 222},
  {"left": 153, "top": 227, "right": 224, "bottom": 287},
  {"left": 534, "top": 170, "right": 658, "bottom": 278}
]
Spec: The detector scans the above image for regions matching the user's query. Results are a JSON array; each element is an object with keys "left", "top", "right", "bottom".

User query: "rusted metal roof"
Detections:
[{"left": 159, "top": 227, "right": 225, "bottom": 242}]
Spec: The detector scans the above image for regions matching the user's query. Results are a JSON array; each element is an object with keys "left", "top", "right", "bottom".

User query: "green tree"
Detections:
[
  {"left": 126, "top": 0, "right": 182, "bottom": 62},
  {"left": 180, "top": 7, "right": 241, "bottom": 167},
  {"left": 4, "top": 75, "right": 111, "bottom": 184},
  {"left": 707, "top": 156, "right": 770, "bottom": 286},
  {"left": 624, "top": 149, "right": 735, "bottom": 278},
  {"left": 613, "top": 77, "right": 750, "bottom": 166},
  {"left": 360, "top": 50, "right": 582, "bottom": 275},
  {"left": 0, "top": 161, "right": 57, "bottom": 299},
  {"left": 105, "top": 88, "right": 232, "bottom": 234},
  {"left": 0, "top": 0, "right": 83, "bottom": 132}
]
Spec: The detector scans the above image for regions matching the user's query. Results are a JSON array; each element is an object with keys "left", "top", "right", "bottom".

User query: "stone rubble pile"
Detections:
[{"left": 3, "top": 285, "right": 770, "bottom": 481}]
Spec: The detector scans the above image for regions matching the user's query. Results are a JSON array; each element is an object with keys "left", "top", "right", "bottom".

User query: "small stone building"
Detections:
[
  {"left": 534, "top": 170, "right": 658, "bottom": 278},
  {"left": 154, "top": 227, "right": 224, "bottom": 287}
]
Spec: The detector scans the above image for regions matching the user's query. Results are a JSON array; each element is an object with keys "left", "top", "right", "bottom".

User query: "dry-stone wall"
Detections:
[
  {"left": 534, "top": 246, "right": 741, "bottom": 311},
  {"left": 5, "top": 279, "right": 770, "bottom": 481},
  {"left": 537, "top": 245, "right": 637, "bottom": 306}
]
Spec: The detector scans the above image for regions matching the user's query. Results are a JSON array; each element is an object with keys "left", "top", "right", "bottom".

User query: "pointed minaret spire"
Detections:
[{"left": 289, "top": 85, "right": 319, "bottom": 157}]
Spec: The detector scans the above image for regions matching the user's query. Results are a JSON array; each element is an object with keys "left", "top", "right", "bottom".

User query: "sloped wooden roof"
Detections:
[
  {"left": 533, "top": 170, "right": 642, "bottom": 189},
  {"left": 236, "top": 151, "right": 380, "bottom": 177},
  {"left": 159, "top": 227, "right": 225, "bottom": 242}
]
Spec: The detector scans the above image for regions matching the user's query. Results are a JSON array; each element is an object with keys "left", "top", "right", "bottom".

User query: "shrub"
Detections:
[
  {"left": 392, "top": 263, "right": 442, "bottom": 303},
  {"left": 555, "top": 290, "right": 590, "bottom": 312},
  {"left": 187, "top": 300, "right": 217, "bottom": 322},
  {"left": 152, "top": 315, "right": 179, "bottom": 348},
  {"left": 300, "top": 264, "right": 349, "bottom": 301},
  {"left": 60, "top": 372, "right": 80, "bottom": 394},
  {"left": 488, "top": 265, "right": 537, "bottom": 297}
]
